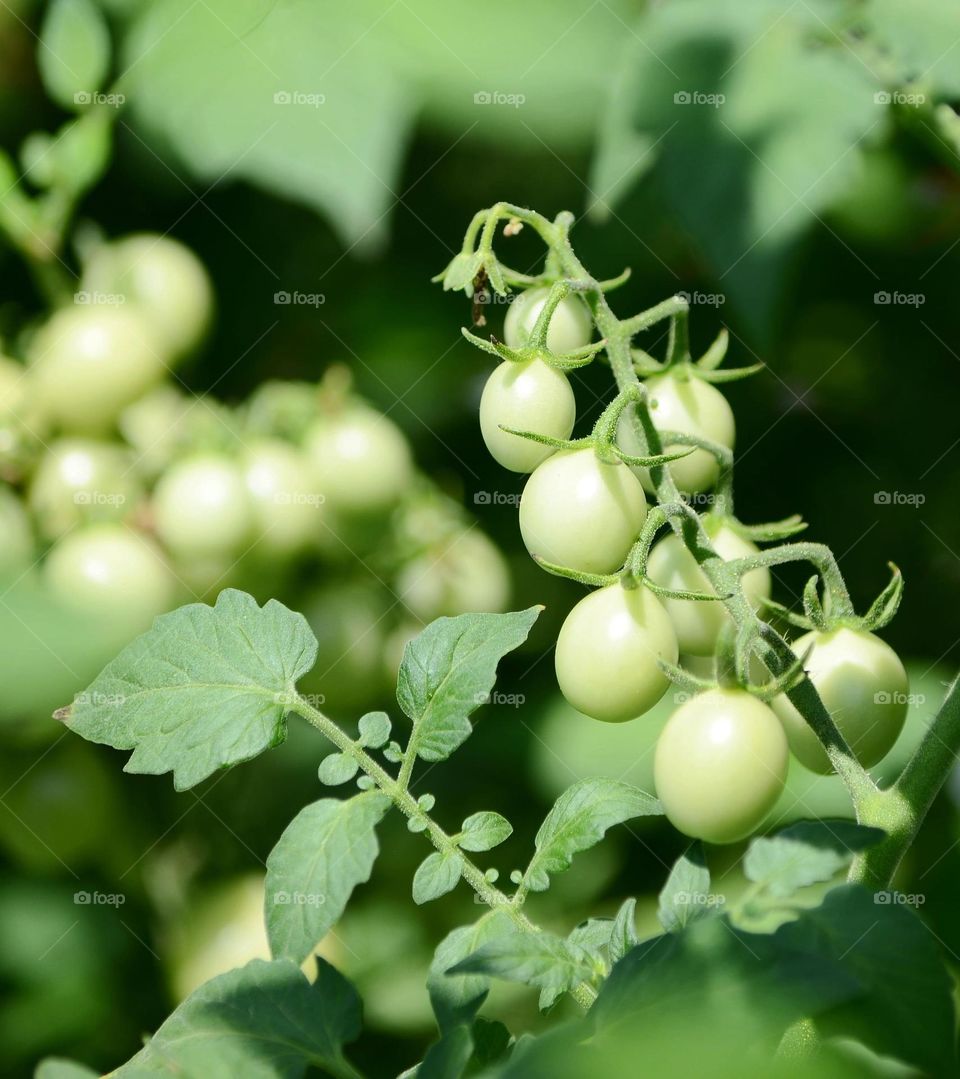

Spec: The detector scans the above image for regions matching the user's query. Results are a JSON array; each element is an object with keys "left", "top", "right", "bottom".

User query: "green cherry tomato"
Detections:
[
  {"left": 82, "top": 233, "right": 214, "bottom": 359},
  {"left": 153, "top": 454, "right": 254, "bottom": 559},
  {"left": 503, "top": 286, "right": 592, "bottom": 354},
  {"left": 771, "top": 628, "right": 908, "bottom": 773},
  {"left": 28, "top": 438, "right": 143, "bottom": 540},
  {"left": 619, "top": 371, "right": 734, "bottom": 494},
  {"left": 43, "top": 523, "right": 175, "bottom": 632},
  {"left": 0, "top": 486, "right": 33, "bottom": 579},
  {"left": 242, "top": 439, "right": 321, "bottom": 555},
  {"left": 395, "top": 528, "right": 510, "bottom": 620},
  {"left": 304, "top": 408, "right": 412, "bottom": 515},
  {"left": 554, "top": 583, "right": 678, "bottom": 722},
  {"left": 479, "top": 358, "right": 576, "bottom": 472},
  {"left": 29, "top": 306, "right": 166, "bottom": 433},
  {"left": 655, "top": 688, "right": 789, "bottom": 843},
  {"left": 646, "top": 521, "right": 770, "bottom": 656},
  {"left": 519, "top": 447, "right": 647, "bottom": 574}
]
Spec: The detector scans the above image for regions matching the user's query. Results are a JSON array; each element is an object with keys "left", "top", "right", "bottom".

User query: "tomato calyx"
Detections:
[{"left": 461, "top": 325, "right": 605, "bottom": 372}]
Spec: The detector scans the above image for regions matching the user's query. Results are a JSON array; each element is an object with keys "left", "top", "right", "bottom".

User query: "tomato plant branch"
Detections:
[{"left": 289, "top": 691, "right": 599, "bottom": 1009}]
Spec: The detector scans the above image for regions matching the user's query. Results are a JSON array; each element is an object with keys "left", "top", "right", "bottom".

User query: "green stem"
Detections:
[{"left": 290, "top": 692, "right": 598, "bottom": 1010}]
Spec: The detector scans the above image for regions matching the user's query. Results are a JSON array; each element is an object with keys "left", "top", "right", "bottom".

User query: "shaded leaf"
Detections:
[
  {"left": 428, "top": 913, "right": 514, "bottom": 1031},
  {"left": 658, "top": 844, "right": 714, "bottom": 933},
  {"left": 522, "top": 778, "right": 661, "bottom": 892},
  {"left": 452, "top": 930, "right": 595, "bottom": 995},
  {"left": 265, "top": 793, "right": 391, "bottom": 964},
  {"left": 398, "top": 608, "right": 540, "bottom": 764}
]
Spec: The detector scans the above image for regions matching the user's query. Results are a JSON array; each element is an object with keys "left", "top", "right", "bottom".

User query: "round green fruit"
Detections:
[
  {"left": 555, "top": 583, "right": 678, "bottom": 722},
  {"left": 153, "top": 455, "right": 253, "bottom": 559},
  {"left": 655, "top": 688, "right": 788, "bottom": 843},
  {"left": 771, "top": 628, "right": 908, "bottom": 773}
]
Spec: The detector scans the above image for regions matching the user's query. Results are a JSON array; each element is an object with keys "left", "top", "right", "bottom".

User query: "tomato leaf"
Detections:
[
  {"left": 35, "top": 1062, "right": 98, "bottom": 1079},
  {"left": 451, "top": 930, "right": 595, "bottom": 994},
  {"left": 413, "top": 850, "right": 464, "bottom": 905},
  {"left": 608, "top": 898, "right": 639, "bottom": 965},
  {"left": 457, "top": 811, "right": 513, "bottom": 852},
  {"left": 317, "top": 753, "right": 359, "bottom": 786},
  {"left": 38, "top": 0, "right": 111, "bottom": 112},
  {"left": 428, "top": 913, "right": 515, "bottom": 1031},
  {"left": 397, "top": 608, "right": 540, "bottom": 765},
  {"left": 61, "top": 590, "right": 317, "bottom": 791},
  {"left": 112, "top": 957, "right": 360, "bottom": 1077},
  {"left": 744, "top": 820, "right": 886, "bottom": 899},
  {"left": 658, "top": 844, "right": 714, "bottom": 933},
  {"left": 522, "top": 778, "right": 662, "bottom": 893},
  {"left": 265, "top": 792, "right": 391, "bottom": 965}
]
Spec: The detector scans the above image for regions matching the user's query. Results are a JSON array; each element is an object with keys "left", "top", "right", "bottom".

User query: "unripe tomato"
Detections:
[
  {"left": 118, "top": 385, "right": 190, "bottom": 480},
  {"left": 519, "top": 447, "right": 647, "bottom": 574},
  {"left": 28, "top": 306, "right": 166, "bottom": 432},
  {"left": 153, "top": 454, "right": 254, "bottom": 559},
  {"left": 395, "top": 528, "right": 510, "bottom": 620},
  {"left": 43, "top": 523, "right": 175, "bottom": 632},
  {"left": 0, "top": 486, "right": 33, "bottom": 578},
  {"left": 554, "top": 583, "right": 678, "bottom": 722},
  {"left": 619, "top": 372, "right": 734, "bottom": 494},
  {"left": 479, "top": 358, "right": 576, "bottom": 472},
  {"left": 503, "top": 286, "right": 592, "bottom": 354},
  {"left": 646, "top": 521, "right": 770, "bottom": 656},
  {"left": 655, "top": 688, "right": 789, "bottom": 843},
  {"left": 82, "top": 233, "right": 214, "bottom": 359},
  {"left": 28, "top": 438, "right": 143, "bottom": 540},
  {"left": 304, "top": 408, "right": 412, "bottom": 515},
  {"left": 770, "top": 628, "right": 908, "bottom": 773},
  {"left": 242, "top": 439, "right": 321, "bottom": 554},
  {"left": 0, "top": 355, "right": 27, "bottom": 421}
]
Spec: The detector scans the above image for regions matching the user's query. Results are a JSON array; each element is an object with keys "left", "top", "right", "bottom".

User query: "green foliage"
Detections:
[
  {"left": 62, "top": 590, "right": 317, "bottom": 790},
  {"left": 264, "top": 793, "right": 391, "bottom": 965},
  {"left": 412, "top": 850, "right": 464, "bottom": 904},
  {"left": 38, "top": 0, "right": 111, "bottom": 111},
  {"left": 113, "top": 958, "right": 361, "bottom": 1077},
  {"left": 428, "top": 914, "right": 515, "bottom": 1031},
  {"left": 658, "top": 844, "right": 712, "bottom": 933},
  {"left": 457, "top": 811, "right": 513, "bottom": 852},
  {"left": 451, "top": 930, "right": 596, "bottom": 995},
  {"left": 522, "top": 778, "right": 662, "bottom": 893},
  {"left": 744, "top": 821, "right": 886, "bottom": 899},
  {"left": 397, "top": 608, "right": 540, "bottom": 764}
]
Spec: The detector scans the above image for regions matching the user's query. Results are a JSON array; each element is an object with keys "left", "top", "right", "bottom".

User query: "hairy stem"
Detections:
[{"left": 291, "top": 692, "right": 598, "bottom": 1010}]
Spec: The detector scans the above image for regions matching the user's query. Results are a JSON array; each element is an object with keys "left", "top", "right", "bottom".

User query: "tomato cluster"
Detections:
[
  {"left": 1, "top": 234, "right": 510, "bottom": 713},
  {"left": 478, "top": 288, "right": 909, "bottom": 845}
]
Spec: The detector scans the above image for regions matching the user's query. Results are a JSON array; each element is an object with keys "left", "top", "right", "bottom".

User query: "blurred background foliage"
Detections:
[{"left": 1, "top": 0, "right": 960, "bottom": 1074}]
